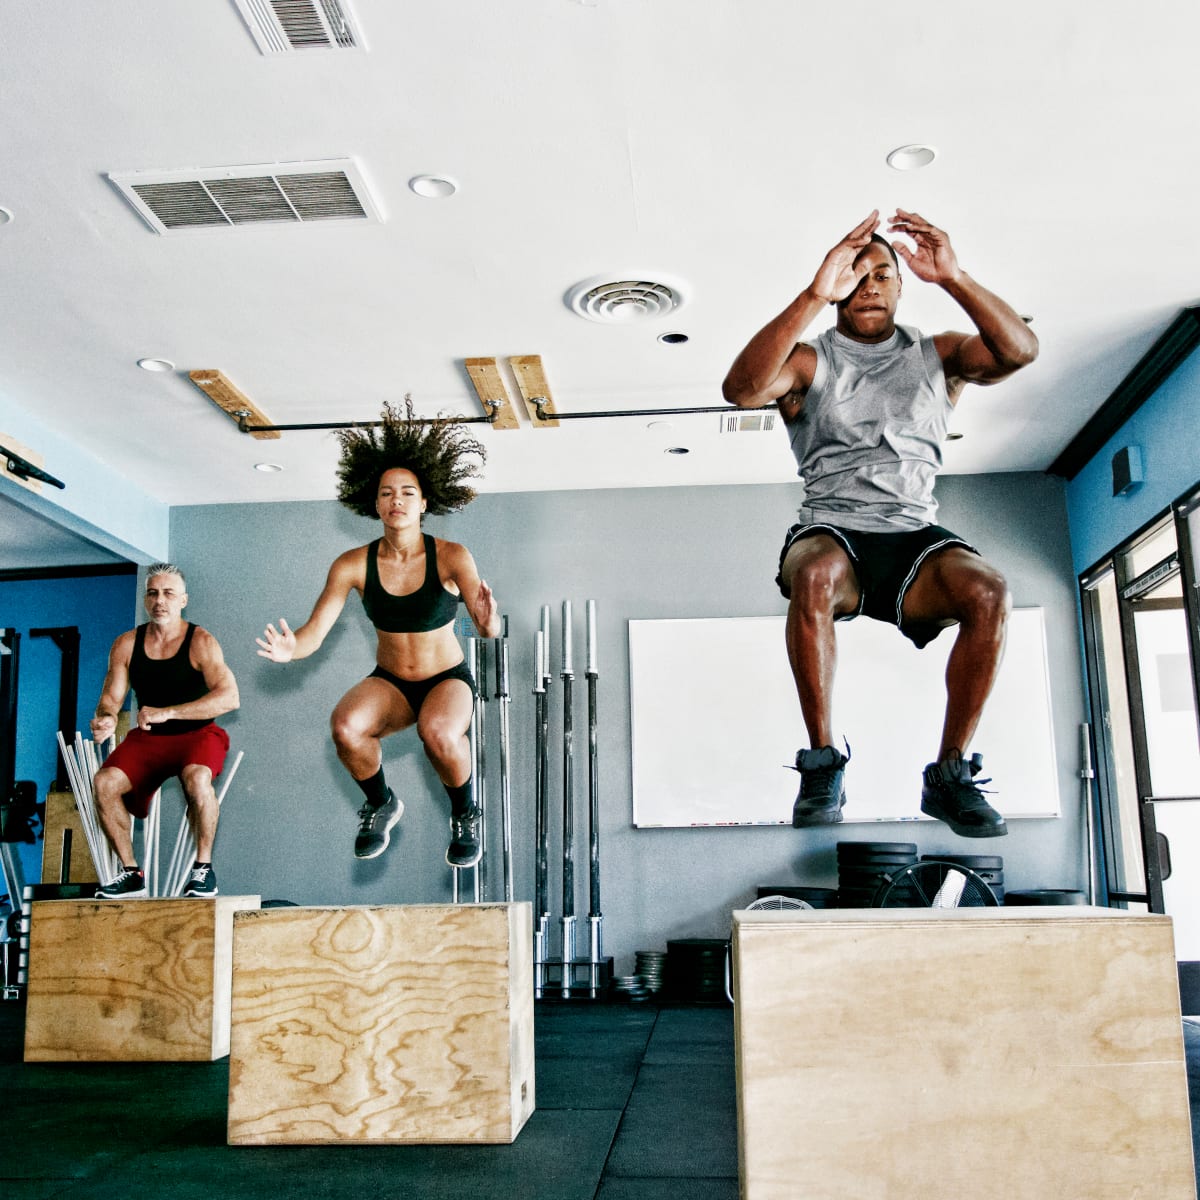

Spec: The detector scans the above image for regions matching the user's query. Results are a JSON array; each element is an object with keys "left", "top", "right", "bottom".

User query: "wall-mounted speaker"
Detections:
[{"left": 1112, "top": 444, "right": 1144, "bottom": 497}]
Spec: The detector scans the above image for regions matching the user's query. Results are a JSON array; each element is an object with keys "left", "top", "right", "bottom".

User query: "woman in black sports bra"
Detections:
[{"left": 256, "top": 401, "right": 500, "bottom": 868}]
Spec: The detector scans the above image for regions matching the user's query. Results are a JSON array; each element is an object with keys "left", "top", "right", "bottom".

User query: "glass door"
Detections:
[{"left": 1080, "top": 485, "right": 1200, "bottom": 941}]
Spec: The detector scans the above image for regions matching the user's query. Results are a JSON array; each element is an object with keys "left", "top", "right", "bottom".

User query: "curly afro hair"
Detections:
[{"left": 335, "top": 397, "right": 486, "bottom": 519}]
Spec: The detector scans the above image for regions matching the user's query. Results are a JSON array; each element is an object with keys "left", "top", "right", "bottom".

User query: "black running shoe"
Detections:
[
  {"left": 921, "top": 752, "right": 1007, "bottom": 838},
  {"left": 96, "top": 867, "right": 148, "bottom": 899},
  {"left": 354, "top": 790, "right": 404, "bottom": 860},
  {"left": 791, "top": 743, "right": 850, "bottom": 827},
  {"left": 446, "top": 806, "right": 482, "bottom": 868},
  {"left": 183, "top": 864, "right": 219, "bottom": 897}
]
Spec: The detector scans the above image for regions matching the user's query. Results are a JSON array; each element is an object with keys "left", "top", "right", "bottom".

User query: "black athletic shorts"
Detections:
[
  {"left": 776, "top": 521, "right": 978, "bottom": 649},
  {"left": 368, "top": 661, "right": 477, "bottom": 714}
]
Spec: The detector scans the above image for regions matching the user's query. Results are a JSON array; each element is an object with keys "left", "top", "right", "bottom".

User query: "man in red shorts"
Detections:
[{"left": 90, "top": 563, "right": 239, "bottom": 898}]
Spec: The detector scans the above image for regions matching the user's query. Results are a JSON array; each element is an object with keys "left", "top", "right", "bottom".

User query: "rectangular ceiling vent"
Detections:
[
  {"left": 108, "top": 159, "right": 382, "bottom": 235},
  {"left": 232, "top": 0, "right": 365, "bottom": 54},
  {"left": 721, "top": 412, "right": 777, "bottom": 434}
]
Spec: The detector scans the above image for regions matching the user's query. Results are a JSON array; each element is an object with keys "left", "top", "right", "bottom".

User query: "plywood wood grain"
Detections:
[
  {"left": 733, "top": 906, "right": 1195, "bottom": 1200},
  {"left": 40, "top": 791, "right": 99, "bottom": 883},
  {"left": 227, "top": 902, "right": 534, "bottom": 1145},
  {"left": 24, "top": 895, "right": 260, "bottom": 1062}
]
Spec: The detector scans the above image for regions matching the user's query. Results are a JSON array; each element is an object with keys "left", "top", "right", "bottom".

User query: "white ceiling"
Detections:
[{"left": 2, "top": 1, "right": 1198, "bottom": 523}]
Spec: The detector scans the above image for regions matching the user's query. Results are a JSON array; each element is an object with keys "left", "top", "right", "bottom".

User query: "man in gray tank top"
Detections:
[{"left": 723, "top": 210, "right": 1038, "bottom": 837}]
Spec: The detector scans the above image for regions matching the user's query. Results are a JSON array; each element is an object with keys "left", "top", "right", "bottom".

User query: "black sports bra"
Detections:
[{"left": 361, "top": 535, "right": 459, "bottom": 633}]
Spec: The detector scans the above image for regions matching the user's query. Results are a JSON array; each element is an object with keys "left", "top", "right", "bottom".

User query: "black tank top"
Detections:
[
  {"left": 129, "top": 622, "right": 213, "bottom": 735},
  {"left": 361, "top": 535, "right": 460, "bottom": 633}
]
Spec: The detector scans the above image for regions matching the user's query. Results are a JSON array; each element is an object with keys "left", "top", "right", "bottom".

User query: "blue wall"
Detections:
[
  {"left": 1066, "top": 344, "right": 1200, "bottom": 575},
  {"left": 0, "top": 571, "right": 138, "bottom": 892}
]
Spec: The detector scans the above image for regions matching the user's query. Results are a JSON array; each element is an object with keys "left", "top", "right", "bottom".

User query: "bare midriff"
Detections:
[{"left": 374, "top": 624, "right": 464, "bottom": 682}]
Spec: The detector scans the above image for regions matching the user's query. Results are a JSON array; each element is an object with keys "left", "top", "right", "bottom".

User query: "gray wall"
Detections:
[{"left": 169, "top": 472, "right": 1084, "bottom": 973}]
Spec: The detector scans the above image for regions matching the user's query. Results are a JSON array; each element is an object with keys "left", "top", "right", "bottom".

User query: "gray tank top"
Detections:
[{"left": 784, "top": 324, "right": 951, "bottom": 532}]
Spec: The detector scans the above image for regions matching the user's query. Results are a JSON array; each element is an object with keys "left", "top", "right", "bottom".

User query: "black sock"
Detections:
[
  {"left": 193, "top": 861, "right": 211, "bottom": 870},
  {"left": 444, "top": 777, "right": 474, "bottom": 816},
  {"left": 355, "top": 767, "right": 390, "bottom": 808}
]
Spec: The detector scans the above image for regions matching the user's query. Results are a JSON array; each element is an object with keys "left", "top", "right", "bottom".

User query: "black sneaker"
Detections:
[
  {"left": 183, "top": 864, "right": 219, "bottom": 897},
  {"left": 354, "top": 790, "right": 404, "bottom": 860},
  {"left": 446, "top": 806, "right": 482, "bottom": 868},
  {"left": 791, "top": 743, "right": 850, "bottom": 827},
  {"left": 921, "top": 751, "right": 1007, "bottom": 838},
  {"left": 96, "top": 867, "right": 148, "bottom": 899}
]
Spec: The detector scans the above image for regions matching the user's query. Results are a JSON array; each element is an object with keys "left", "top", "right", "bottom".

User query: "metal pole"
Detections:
[
  {"left": 495, "top": 627, "right": 513, "bottom": 903},
  {"left": 533, "top": 625, "right": 548, "bottom": 997},
  {"left": 585, "top": 600, "right": 603, "bottom": 997},
  {"left": 560, "top": 600, "right": 576, "bottom": 997},
  {"left": 1081, "top": 722, "right": 1098, "bottom": 904},
  {"left": 473, "top": 638, "right": 489, "bottom": 903}
]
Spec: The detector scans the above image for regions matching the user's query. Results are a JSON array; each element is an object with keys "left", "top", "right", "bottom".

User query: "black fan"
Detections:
[{"left": 872, "top": 859, "right": 999, "bottom": 908}]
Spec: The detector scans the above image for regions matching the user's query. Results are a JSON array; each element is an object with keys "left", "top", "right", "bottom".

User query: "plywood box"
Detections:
[
  {"left": 733, "top": 906, "right": 1195, "bottom": 1200},
  {"left": 24, "top": 895, "right": 261, "bottom": 1062},
  {"left": 227, "top": 902, "right": 535, "bottom": 1145},
  {"left": 40, "top": 790, "right": 99, "bottom": 883}
]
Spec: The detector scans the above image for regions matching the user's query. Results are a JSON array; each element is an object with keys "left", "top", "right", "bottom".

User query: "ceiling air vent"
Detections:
[
  {"left": 566, "top": 274, "right": 689, "bottom": 324},
  {"left": 232, "top": 0, "right": 364, "bottom": 54},
  {"left": 108, "top": 159, "right": 382, "bottom": 235},
  {"left": 721, "top": 412, "right": 776, "bottom": 433}
]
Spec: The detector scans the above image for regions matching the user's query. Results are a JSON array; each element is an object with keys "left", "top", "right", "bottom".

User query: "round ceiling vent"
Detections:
[{"left": 566, "top": 274, "right": 689, "bottom": 324}]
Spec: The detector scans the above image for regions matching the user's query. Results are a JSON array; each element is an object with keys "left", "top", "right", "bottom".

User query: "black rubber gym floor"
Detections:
[
  {"left": 2, "top": 1001, "right": 1196, "bottom": 1199},
  {"left": 0, "top": 999, "right": 736, "bottom": 1200}
]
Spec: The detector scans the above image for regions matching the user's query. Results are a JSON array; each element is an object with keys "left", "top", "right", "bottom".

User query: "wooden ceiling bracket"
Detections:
[
  {"left": 464, "top": 358, "right": 520, "bottom": 430},
  {"left": 189, "top": 370, "right": 281, "bottom": 440},
  {"left": 508, "top": 355, "right": 559, "bottom": 428}
]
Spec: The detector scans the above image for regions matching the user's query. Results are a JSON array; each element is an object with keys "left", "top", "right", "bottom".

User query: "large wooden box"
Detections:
[
  {"left": 39, "top": 790, "right": 100, "bottom": 884},
  {"left": 733, "top": 906, "right": 1195, "bottom": 1200},
  {"left": 24, "top": 895, "right": 260, "bottom": 1062},
  {"left": 227, "top": 902, "right": 535, "bottom": 1145}
]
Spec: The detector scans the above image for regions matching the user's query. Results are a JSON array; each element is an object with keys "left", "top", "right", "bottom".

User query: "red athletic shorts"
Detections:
[{"left": 101, "top": 725, "right": 230, "bottom": 818}]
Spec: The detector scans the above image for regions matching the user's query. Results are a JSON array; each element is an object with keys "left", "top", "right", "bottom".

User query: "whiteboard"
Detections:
[{"left": 629, "top": 609, "right": 1059, "bottom": 827}]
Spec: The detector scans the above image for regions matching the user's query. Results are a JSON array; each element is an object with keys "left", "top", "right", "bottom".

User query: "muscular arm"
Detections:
[
  {"left": 723, "top": 211, "right": 881, "bottom": 416},
  {"left": 888, "top": 209, "right": 1038, "bottom": 398},
  {"left": 90, "top": 631, "right": 134, "bottom": 741},
  {"left": 256, "top": 550, "right": 359, "bottom": 664},
  {"left": 137, "top": 629, "right": 239, "bottom": 730},
  {"left": 934, "top": 273, "right": 1039, "bottom": 394},
  {"left": 441, "top": 541, "right": 501, "bottom": 639}
]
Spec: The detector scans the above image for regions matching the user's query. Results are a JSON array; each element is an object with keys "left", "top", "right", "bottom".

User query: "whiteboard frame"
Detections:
[{"left": 629, "top": 608, "right": 1060, "bottom": 828}]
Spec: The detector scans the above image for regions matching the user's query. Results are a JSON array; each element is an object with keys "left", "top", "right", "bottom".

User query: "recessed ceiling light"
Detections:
[
  {"left": 408, "top": 175, "right": 458, "bottom": 199},
  {"left": 665, "top": 446, "right": 690, "bottom": 455},
  {"left": 0, "top": 207, "right": 13, "bottom": 226},
  {"left": 137, "top": 357, "right": 175, "bottom": 372},
  {"left": 658, "top": 332, "right": 689, "bottom": 345},
  {"left": 886, "top": 144, "right": 937, "bottom": 171},
  {"left": 254, "top": 462, "right": 284, "bottom": 473},
  {"left": 647, "top": 420, "right": 675, "bottom": 432}
]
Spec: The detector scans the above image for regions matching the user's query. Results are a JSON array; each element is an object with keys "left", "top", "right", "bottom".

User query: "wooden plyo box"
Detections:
[
  {"left": 227, "top": 902, "right": 535, "bottom": 1145},
  {"left": 40, "top": 790, "right": 99, "bottom": 883},
  {"left": 24, "top": 895, "right": 261, "bottom": 1062},
  {"left": 733, "top": 906, "right": 1196, "bottom": 1200}
]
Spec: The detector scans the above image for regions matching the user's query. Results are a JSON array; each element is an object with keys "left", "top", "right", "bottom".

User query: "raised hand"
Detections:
[
  {"left": 90, "top": 713, "right": 117, "bottom": 742},
  {"left": 136, "top": 706, "right": 171, "bottom": 731},
  {"left": 888, "top": 210, "right": 961, "bottom": 285},
  {"left": 471, "top": 580, "right": 500, "bottom": 637},
  {"left": 810, "top": 211, "right": 880, "bottom": 303},
  {"left": 256, "top": 619, "right": 297, "bottom": 663}
]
